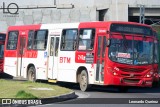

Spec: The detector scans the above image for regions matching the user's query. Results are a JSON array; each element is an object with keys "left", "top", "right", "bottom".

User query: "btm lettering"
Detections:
[
  {"left": 3, "top": 2, "right": 19, "bottom": 14},
  {"left": 60, "top": 57, "right": 71, "bottom": 63}
]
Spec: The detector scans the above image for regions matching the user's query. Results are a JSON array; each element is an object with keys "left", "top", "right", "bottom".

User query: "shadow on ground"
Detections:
[
  {"left": 55, "top": 82, "right": 160, "bottom": 93},
  {"left": 0, "top": 73, "right": 13, "bottom": 79},
  {"left": 1, "top": 73, "right": 160, "bottom": 93}
]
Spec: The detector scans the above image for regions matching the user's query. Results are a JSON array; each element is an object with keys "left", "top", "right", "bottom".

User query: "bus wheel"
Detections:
[
  {"left": 152, "top": 81, "right": 159, "bottom": 87},
  {"left": 79, "top": 70, "right": 90, "bottom": 91},
  {"left": 28, "top": 67, "right": 36, "bottom": 82},
  {"left": 118, "top": 86, "right": 128, "bottom": 93}
]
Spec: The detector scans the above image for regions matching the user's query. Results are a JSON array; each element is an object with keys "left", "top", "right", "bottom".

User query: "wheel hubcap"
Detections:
[
  {"left": 81, "top": 75, "right": 87, "bottom": 87},
  {"left": 31, "top": 73, "right": 35, "bottom": 81}
]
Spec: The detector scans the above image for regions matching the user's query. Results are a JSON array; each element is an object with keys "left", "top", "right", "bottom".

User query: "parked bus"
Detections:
[
  {"left": 0, "top": 33, "right": 6, "bottom": 73},
  {"left": 4, "top": 21, "right": 157, "bottom": 91}
]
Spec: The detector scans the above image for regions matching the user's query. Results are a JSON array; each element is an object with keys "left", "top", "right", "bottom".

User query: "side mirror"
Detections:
[{"left": 106, "top": 38, "right": 110, "bottom": 47}]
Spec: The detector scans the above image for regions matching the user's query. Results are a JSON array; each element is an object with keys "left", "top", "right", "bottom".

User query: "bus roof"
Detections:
[
  {"left": 41, "top": 23, "right": 79, "bottom": 29},
  {"left": 8, "top": 24, "right": 41, "bottom": 31},
  {"left": 8, "top": 23, "right": 80, "bottom": 31},
  {"left": 79, "top": 21, "right": 152, "bottom": 28},
  {"left": 7, "top": 21, "right": 152, "bottom": 31}
]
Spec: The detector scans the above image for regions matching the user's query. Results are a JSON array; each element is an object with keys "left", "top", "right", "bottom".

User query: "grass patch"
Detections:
[
  {"left": 16, "top": 90, "right": 37, "bottom": 99},
  {"left": 0, "top": 79, "right": 72, "bottom": 98}
]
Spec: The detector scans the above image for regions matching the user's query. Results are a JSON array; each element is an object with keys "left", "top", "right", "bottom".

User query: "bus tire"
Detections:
[
  {"left": 152, "top": 81, "right": 159, "bottom": 87},
  {"left": 118, "top": 86, "right": 128, "bottom": 93},
  {"left": 79, "top": 70, "right": 91, "bottom": 91},
  {"left": 28, "top": 67, "right": 36, "bottom": 82}
]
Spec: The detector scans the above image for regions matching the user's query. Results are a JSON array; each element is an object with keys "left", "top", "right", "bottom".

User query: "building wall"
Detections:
[{"left": 0, "top": 0, "right": 160, "bottom": 32}]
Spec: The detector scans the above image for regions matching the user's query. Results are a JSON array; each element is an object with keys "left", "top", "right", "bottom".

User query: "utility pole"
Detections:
[{"left": 139, "top": 5, "right": 145, "bottom": 24}]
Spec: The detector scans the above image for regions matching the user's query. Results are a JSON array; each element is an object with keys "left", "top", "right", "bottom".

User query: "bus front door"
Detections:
[
  {"left": 48, "top": 36, "right": 59, "bottom": 79},
  {"left": 95, "top": 35, "right": 106, "bottom": 83},
  {"left": 17, "top": 36, "right": 26, "bottom": 77}
]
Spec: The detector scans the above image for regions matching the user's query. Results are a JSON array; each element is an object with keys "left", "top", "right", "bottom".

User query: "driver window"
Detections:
[{"left": 78, "top": 29, "right": 95, "bottom": 50}]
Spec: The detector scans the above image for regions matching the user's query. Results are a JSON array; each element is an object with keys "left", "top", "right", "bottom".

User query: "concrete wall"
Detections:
[
  {"left": 0, "top": 0, "right": 97, "bottom": 32},
  {"left": 0, "top": 0, "right": 160, "bottom": 32}
]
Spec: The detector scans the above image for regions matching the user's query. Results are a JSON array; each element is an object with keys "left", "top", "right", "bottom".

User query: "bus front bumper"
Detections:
[{"left": 104, "top": 75, "right": 153, "bottom": 87}]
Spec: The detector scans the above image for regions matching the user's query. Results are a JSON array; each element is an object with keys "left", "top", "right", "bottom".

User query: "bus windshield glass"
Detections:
[
  {"left": 109, "top": 36, "right": 153, "bottom": 65},
  {"left": 110, "top": 24, "right": 153, "bottom": 36}
]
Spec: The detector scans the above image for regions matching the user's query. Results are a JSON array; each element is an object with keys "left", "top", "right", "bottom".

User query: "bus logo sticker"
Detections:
[
  {"left": 44, "top": 52, "right": 47, "bottom": 58},
  {"left": 78, "top": 55, "right": 85, "bottom": 60},
  {"left": 130, "top": 73, "right": 134, "bottom": 78}
]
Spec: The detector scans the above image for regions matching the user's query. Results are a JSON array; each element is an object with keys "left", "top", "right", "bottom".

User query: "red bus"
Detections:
[
  {"left": 0, "top": 33, "right": 6, "bottom": 73},
  {"left": 4, "top": 21, "right": 157, "bottom": 92}
]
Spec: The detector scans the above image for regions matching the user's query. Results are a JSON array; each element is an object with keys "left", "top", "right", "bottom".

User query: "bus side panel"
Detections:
[
  {"left": 57, "top": 51, "right": 95, "bottom": 84},
  {"left": 4, "top": 57, "right": 17, "bottom": 77},
  {"left": 57, "top": 51, "right": 77, "bottom": 82},
  {"left": 35, "top": 51, "right": 48, "bottom": 80},
  {"left": 75, "top": 51, "right": 96, "bottom": 84},
  {"left": 21, "top": 51, "right": 48, "bottom": 80},
  {"left": 21, "top": 58, "right": 35, "bottom": 78}
]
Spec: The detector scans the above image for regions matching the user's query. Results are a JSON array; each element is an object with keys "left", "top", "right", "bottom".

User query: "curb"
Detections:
[
  {"left": 0, "top": 91, "right": 77, "bottom": 107},
  {"left": 41, "top": 91, "right": 77, "bottom": 104}
]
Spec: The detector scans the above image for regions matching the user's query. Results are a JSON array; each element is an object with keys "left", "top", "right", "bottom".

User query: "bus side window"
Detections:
[
  {"left": 7, "top": 31, "right": 18, "bottom": 50},
  {"left": 33, "top": 30, "right": 48, "bottom": 50},
  {"left": 27, "top": 30, "right": 34, "bottom": 49},
  {"left": 78, "top": 29, "right": 95, "bottom": 50},
  {"left": 50, "top": 37, "right": 54, "bottom": 56},
  {"left": 60, "top": 29, "right": 78, "bottom": 51},
  {"left": 55, "top": 37, "right": 59, "bottom": 56}
]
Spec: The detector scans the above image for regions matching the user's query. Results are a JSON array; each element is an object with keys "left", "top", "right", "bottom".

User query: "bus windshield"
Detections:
[{"left": 108, "top": 36, "right": 154, "bottom": 65}]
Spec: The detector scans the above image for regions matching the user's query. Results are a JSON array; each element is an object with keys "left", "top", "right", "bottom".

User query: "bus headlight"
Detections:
[
  {"left": 146, "top": 74, "right": 151, "bottom": 78},
  {"left": 145, "top": 71, "right": 153, "bottom": 78}
]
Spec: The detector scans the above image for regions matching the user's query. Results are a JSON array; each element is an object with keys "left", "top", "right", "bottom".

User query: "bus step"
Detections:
[
  {"left": 48, "top": 79, "right": 57, "bottom": 83},
  {"left": 13, "top": 76, "right": 27, "bottom": 81}
]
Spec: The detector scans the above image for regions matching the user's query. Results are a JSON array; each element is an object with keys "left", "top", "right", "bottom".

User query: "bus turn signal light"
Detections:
[
  {"left": 113, "top": 72, "right": 118, "bottom": 76},
  {"left": 108, "top": 67, "right": 118, "bottom": 76}
]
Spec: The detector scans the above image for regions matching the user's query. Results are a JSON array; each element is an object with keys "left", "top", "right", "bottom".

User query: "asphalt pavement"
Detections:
[{"left": 34, "top": 83, "right": 160, "bottom": 107}]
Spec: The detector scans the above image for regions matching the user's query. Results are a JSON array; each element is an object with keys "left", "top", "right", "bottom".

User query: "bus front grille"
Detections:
[
  {"left": 119, "top": 67, "right": 145, "bottom": 73},
  {"left": 123, "top": 78, "right": 140, "bottom": 83},
  {"left": 121, "top": 73, "right": 142, "bottom": 77}
]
